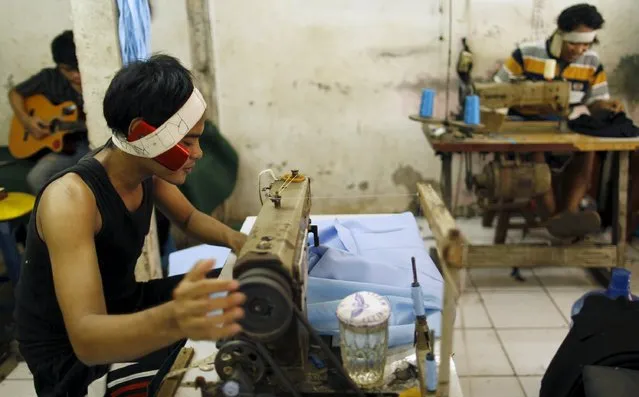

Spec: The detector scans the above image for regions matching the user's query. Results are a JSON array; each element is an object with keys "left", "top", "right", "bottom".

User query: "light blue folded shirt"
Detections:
[{"left": 305, "top": 212, "right": 443, "bottom": 347}]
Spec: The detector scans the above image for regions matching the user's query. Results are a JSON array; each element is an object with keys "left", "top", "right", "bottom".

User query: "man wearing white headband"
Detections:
[
  {"left": 494, "top": 4, "right": 624, "bottom": 239},
  {"left": 14, "top": 55, "right": 248, "bottom": 397}
]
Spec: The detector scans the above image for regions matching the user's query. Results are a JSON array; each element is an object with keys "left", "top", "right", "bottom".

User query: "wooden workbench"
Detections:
[
  {"left": 410, "top": 114, "right": 639, "bottom": 397},
  {"left": 411, "top": 114, "right": 639, "bottom": 268}
]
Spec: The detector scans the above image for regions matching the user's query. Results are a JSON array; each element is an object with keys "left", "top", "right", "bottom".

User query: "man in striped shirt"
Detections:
[{"left": 494, "top": 4, "right": 624, "bottom": 238}]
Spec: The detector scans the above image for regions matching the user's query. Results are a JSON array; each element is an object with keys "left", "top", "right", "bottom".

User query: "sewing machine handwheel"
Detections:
[
  {"left": 236, "top": 267, "right": 293, "bottom": 342},
  {"left": 215, "top": 340, "right": 266, "bottom": 384}
]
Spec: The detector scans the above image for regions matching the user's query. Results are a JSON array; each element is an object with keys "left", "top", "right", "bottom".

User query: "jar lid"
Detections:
[{"left": 336, "top": 291, "right": 391, "bottom": 328}]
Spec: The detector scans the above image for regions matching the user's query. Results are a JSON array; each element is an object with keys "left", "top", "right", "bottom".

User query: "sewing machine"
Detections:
[
  {"left": 407, "top": 80, "right": 573, "bottom": 246},
  {"left": 189, "top": 170, "right": 398, "bottom": 397},
  {"left": 472, "top": 80, "right": 571, "bottom": 132}
]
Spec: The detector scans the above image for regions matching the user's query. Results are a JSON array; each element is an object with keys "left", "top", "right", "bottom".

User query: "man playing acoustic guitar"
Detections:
[{"left": 8, "top": 30, "right": 89, "bottom": 194}]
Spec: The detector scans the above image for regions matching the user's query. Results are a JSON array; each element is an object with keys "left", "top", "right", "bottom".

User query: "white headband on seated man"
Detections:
[
  {"left": 561, "top": 30, "right": 597, "bottom": 44},
  {"left": 549, "top": 29, "right": 597, "bottom": 58},
  {"left": 111, "top": 87, "right": 207, "bottom": 158}
]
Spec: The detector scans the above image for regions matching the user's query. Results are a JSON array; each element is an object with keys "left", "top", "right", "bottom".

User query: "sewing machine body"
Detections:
[
  {"left": 199, "top": 173, "right": 412, "bottom": 397},
  {"left": 474, "top": 80, "right": 570, "bottom": 114},
  {"left": 230, "top": 174, "right": 312, "bottom": 381},
  {"left": 467, "top": 80, "right": 571, "bottom": 133}
]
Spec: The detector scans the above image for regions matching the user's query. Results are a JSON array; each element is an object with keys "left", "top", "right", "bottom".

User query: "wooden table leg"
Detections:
[
  {"left": 436, "top": 256, "right": 460, "bottom": 397},
  {"left": 481, "top": 207, "right": 496, "bottom": 227},
  {"left": 615, "top": 151, "right": 629, "bottom": 269},
  {"left": 441, "top": 153, "right": 453, "bottom": 211},
  {"left": 494, "top": 209, "right": 510, "bottom": 245}
]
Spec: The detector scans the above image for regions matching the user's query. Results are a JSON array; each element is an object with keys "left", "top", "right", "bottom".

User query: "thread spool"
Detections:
[
  {"left": 411, "top": 287, "right": 426, "bottom": 317},
  {"left": 464, "top": 95, "right": 480, "bottom": 125},
  {"left": 411, "top": 257, "right": 426, "bottom": 317},
  {"left": 420, "top": 89, "right": 436, "bottom": 118},
  {"left": 426, "top": 352, "right": 438, "bottom": 392},
  {"left": 544, "top": 59, "right": 557, "bottom": 80}
]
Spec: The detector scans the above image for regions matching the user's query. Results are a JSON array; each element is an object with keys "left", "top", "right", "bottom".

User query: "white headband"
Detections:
[
  {"left": 112, "top": 88, "right": 207, "bottom": 158},
  {"left": 561, "top": 30, "right": 597, "bottom": 43}
]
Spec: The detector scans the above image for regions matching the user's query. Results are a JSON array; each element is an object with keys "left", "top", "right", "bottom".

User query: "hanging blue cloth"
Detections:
[
  {"left": 305, "top": 213, "right": 444, "bottom": 347},
  {"left": 116, "top": 0, "right": 152, "bottom": 64}
]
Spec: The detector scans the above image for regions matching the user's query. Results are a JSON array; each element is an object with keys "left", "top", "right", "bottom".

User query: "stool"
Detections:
[
  {"left": 0, "top": 192, "right": 35, "bottom": 285},
  {"left": 482, "top": 198, "right": 541, "bottom": 244}
]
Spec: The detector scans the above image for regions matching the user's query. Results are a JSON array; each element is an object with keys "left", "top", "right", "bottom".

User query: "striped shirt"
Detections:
[{"left": 494, "top": 39, "right": 610, "bottom": 106}]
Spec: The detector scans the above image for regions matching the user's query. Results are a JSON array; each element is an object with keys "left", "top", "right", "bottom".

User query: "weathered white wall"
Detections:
[
  {"left": 0, "top": 0, "right": 191, "bottom": 146},
  {"left": 211, "top": 0, "right": 639, "bottom": 219},
  {"left": 212, "top": 0, "right": 451, "bottom": 218},
  {"left": 1, "top": 0, "right": 638, "bottom": 219},
  {"left": 149, "top": 0, "right": 192, "bottom": 70}
]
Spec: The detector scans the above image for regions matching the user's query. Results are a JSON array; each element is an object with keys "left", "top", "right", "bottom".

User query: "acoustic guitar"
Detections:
[{"left": 9, "top": 94, "right": 85, "bottom": 159}]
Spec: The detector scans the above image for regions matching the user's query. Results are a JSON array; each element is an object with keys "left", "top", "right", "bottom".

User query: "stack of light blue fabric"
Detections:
[{"left": 305, "top": 212, "right": 443, "bottom": 347}]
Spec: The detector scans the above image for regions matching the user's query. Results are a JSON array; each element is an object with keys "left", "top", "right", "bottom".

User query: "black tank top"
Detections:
[{"left": 14, "top": 148, "right": 154, "bottom": 396}]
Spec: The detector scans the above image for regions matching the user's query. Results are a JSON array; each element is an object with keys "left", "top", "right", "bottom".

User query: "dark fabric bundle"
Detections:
[
  {"left": 568, "top": 110, "right": 639, "bottom": 138},
  {"left": 540, "top": 295, "right": 639, "bottom": 397}
]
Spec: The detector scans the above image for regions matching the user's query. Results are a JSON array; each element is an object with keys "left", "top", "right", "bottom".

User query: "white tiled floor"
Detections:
[
  {"left": 1, "top": 217, "right": 634, "bottom": 397},
  {"left": 1, "top": 362, "right": 34, "bottom": 396},
  {"left": 454, "top": 267, "right": 578, "bottom": 397},
  {"left": 446, "top": 218, "right": 639, "bottom": 397}
]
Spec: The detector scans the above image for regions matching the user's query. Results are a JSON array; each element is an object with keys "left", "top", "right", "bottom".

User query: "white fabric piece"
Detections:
[
  {"left": 549, "top": 32, "right": 563, "bottom": 58},
  {"left": 562, "top": 30, "right": 597, "bottom": 43},
  {"left": 570, "top": 90, "right": 586, "bottom": 104},
  {"left": 107, "top": 369, "right": 158, "bottom": 388},
  {"left": 544, "top": 59, "right": 557, "bottom": 80},
  {"left": 85, "top": 372, "right": 107, "bottom": 397},
  {"left": 112, "top": 88, "right": 207, "bottom": 158}
]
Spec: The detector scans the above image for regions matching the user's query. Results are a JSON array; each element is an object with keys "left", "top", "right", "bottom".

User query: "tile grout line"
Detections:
[
  {"left": 459, "top": 374, "right": 542, "bottom": 379},
  {"left": 456, "top": 325, "right": 568, "bottom": 330},
  {"left": 474, "top": 271, "right": 538, "bottom": 397},
  {"left": 534, "top": 269, "right": 578, "bottom": 327},
  {"left": 474, "top": 283, "right": 525, "bottom": 387}
]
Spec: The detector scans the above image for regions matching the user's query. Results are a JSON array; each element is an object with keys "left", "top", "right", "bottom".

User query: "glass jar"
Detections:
[{"left": 336, "top": 291, "right": 391, "bottom": 388}]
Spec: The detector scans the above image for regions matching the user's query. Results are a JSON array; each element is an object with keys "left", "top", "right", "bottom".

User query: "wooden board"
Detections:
[
  {"left": 410, "top": 116, "right": 639, "bottom": 153},
  {"left": 465, "top": 244, "right": 617, "bottom": 269},
  {"left": 416, "top": 183, "right": 466, "bottom": 269},
  {"left": 408, "top": 114, "right": 484, "bottom": 130},
  {"left": 425, "top": 131, "right": 639, "bottom": 153},
  {"left": 497, "top": 120, "right": 565, "bottom": 132},
  {"left": 157, "top": 347, "right": 195, "bottom": 397}
]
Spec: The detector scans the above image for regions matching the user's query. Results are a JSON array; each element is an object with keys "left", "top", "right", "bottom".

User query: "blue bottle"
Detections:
[{"left": 570, "top": 267, "right": 638, "bottom": 323}]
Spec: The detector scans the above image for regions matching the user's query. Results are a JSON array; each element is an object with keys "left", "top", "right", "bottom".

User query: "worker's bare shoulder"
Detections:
[{"left": 38, "top": 173, "right": 97, "bottom": 226}]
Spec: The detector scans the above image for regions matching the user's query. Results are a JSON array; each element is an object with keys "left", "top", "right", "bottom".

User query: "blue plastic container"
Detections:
[
  {"left": 570, "top": 267, "right": 637, "bottom": 323},
  {"left": 419, "top": 89, "right": 435, "bottom": 118}
]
